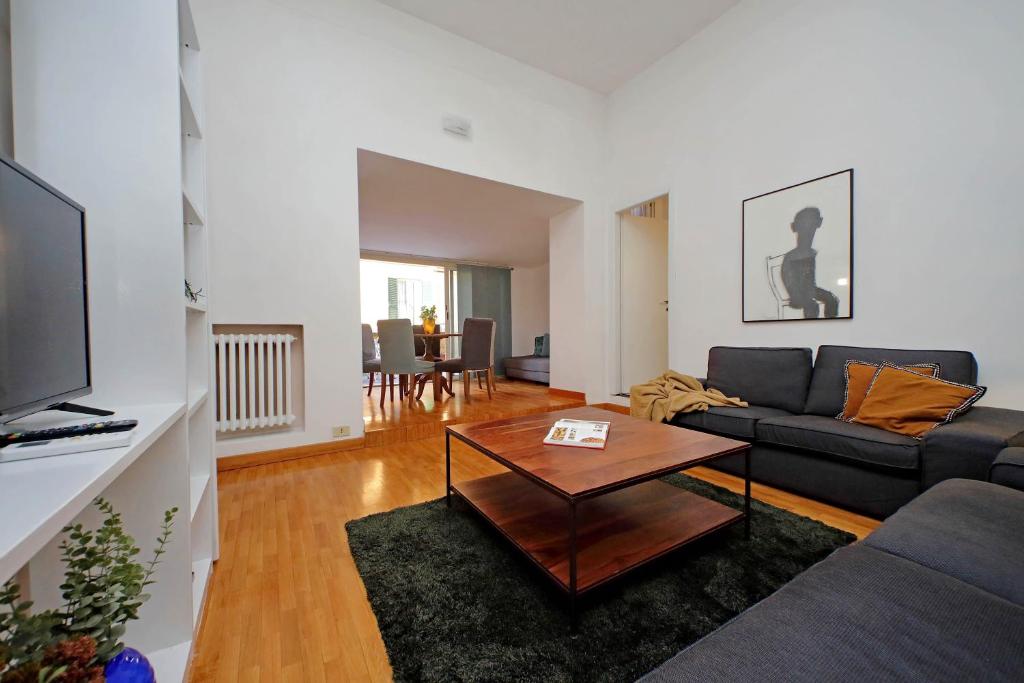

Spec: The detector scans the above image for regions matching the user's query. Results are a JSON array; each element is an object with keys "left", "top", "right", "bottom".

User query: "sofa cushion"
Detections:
[
  {"left": 639, "top": 544, "right": 1024, "bottom": 683},
  {"left": 503, "top": 355, "right": 550, "bottom": 373},
  {"left": 756, "top": 415, "right": 921, "bottom": 470},
  {"left": 991, "top": 447, "right": 1024, "bottom": 492},
  {"left": 804, "top": 345, "right": 978, "bottom": 417},
  {"left": 864, "top": 478, "right": 1024, "bottom": 607},
  {"left": 672, "top": 405, "right": 792, "bottom": 440},
  {"left": 852, "top": 364, "right": 986, "bottom": 438},
  {"left": 705, "top": 346, "right": 812, "bottom": 414},
  {"left": 921, "top": 407, "right": 1024, "bottom": 487},
  {"left": 838, "top": 360, "right": 938, "bottom": 421}
]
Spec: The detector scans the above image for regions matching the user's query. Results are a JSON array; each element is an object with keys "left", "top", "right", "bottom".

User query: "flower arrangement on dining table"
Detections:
[{"left": 419, "top": 305, "right": 438, "bottom": 335}]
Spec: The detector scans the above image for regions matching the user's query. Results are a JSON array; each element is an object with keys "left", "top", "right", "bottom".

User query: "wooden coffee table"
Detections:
[{"left": 445, "top": 406, "right": 751, "bottom": 625}]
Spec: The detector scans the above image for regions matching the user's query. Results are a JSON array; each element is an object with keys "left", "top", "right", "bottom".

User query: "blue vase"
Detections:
[{"left": 104, "top": 647, "right": 156, "bottom": 683}]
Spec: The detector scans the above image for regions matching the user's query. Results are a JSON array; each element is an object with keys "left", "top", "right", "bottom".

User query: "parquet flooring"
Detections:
[{"left": 189, "top": 399, "right": 879, "bottom": 681}]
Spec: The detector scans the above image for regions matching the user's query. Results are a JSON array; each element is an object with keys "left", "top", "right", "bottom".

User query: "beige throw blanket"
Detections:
[{"left": 630, "top": 370, "right": 748, "bottom": 423}]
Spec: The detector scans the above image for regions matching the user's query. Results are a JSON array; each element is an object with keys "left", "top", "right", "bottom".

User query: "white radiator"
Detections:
[{"left": 214, "top": 333, "right": 295, "bottom": 433}]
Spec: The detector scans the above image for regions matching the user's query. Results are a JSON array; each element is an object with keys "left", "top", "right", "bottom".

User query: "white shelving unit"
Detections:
[
  {"left": 0, "top": 404, "right": 187, "bottom": 581},
  {"left": 179, "top": 0, "right": 219, "bottom": 654},
  {"left": 7, "top": 2, "right": 218, "bottom": 681}
]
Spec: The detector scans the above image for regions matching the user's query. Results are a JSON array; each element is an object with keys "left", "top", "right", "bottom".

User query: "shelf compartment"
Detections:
[
  {"left": 147, "top": 640, "right": 191, "bottom": 683},
  {"left": 182, "top": 188, "right": 205, "bottom": 226},
  {"left": 179, "top": 72, "right": 203, "bottom": 139},
  {"left": 191, "top": 558, "right": 212, "bottom": 629},
  {"left": 178, "top": 0, "right": 201, "bottom": 51},
  {"left": 187, "top": 387, "right": 209, "bottom": 417},
  {"left": 189, "top": 473, "right": 210, "bottom": 521},
  {"left": 0, "top": 403, "right": 186, "bottom": 583}
]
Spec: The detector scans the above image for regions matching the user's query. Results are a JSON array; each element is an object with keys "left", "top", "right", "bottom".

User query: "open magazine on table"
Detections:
[{"left": 543, "top": 418, "right": 611, "bottom": 450}]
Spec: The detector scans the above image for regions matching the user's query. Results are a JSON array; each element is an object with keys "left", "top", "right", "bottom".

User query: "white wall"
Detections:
[
  {"left": 607, "top": 0, "right": 1024, "bottom": 406},
  {"left": 12, "top": 0, "right": 186, "bottom": 408},
  {"left": 511, "top": 263, "right": 549, "bottom": 357},
  {"left": 549, "top": 205, "right": 589, "bottom": 392},
  {"left": 0, "top": 0, "right": 12, "bottom": 156},
  {"left": 194, "top": 0, "right": 605, "bottom": 452}
]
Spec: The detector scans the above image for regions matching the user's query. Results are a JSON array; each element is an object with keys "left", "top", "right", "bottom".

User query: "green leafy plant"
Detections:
[
  {"left": 0, "top": 499, "right": 177, "bottom": 678},
  {"left": 0, "top": 585, "right": 61, "bottom": 679},
  {"left": 419, "top": 305, "right": 437, "bottom": 321},
  {"left": 184, "top": 279, "right": 205, "bottom": 304}
]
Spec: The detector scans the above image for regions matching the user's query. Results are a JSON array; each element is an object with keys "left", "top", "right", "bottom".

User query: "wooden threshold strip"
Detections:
[{"left": 549, "top": 387, "right": 586, "bottom": 400}]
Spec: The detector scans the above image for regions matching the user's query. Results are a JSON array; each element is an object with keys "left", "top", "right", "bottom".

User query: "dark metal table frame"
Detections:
[{"left": 445, "top": 430, "right": 751, "bottom": 629}]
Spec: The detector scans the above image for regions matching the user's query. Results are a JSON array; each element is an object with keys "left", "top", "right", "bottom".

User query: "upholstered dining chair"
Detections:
[
  {"left": 437, "top": 317, "right": 495, "bottom": 401},
  {"left": 412, "top": 324, "right": 442, "bottom": 359},
  {"left": 362, "top": 324, "right": 380, "bottom": 396},
  {"left": 377, "top": 319, "right": 436, "bottom": 408},
  {"left": 474, "top": 319, "right": 499, "bottom": 393}
]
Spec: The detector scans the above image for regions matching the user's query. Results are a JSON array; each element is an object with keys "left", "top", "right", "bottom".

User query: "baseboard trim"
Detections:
[
  {"left": 217, "top": 436, "right": 366, "bottom": 472},
  {"left": 548, "top": 387, "right": 586, "bottom": 400}
]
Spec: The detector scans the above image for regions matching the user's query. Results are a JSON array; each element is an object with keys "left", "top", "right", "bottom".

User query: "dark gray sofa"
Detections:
[
  {"left": 671, "top": 346, "right": 1024, "bottom": 518},
  {"left": 504, "top": 354, "right": 549, "bottom": 383},
  {"left": 641, "top": 478, "right": 1024, "bottom": 682},
  {"left": 992, "top": 447, "right": 1024, "bottom": 490}
]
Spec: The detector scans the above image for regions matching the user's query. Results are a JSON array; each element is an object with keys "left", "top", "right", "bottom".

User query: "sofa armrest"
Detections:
[
  {"left": 921, "top": 407, "right": 1024, "bottom": 489},
  {"left": 990, "top": 447, "right": 1024, "bottom": 492}
]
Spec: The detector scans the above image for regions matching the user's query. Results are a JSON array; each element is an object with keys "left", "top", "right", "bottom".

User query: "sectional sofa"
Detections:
[
  {"left": 641, "top": 478, "right": 1024, "bottom": 681},
  {"left": 671, "top": 345, "right": 1024, "bottom": 518}
]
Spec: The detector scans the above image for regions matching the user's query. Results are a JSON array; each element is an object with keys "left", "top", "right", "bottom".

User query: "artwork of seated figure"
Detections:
[{"left": 780, "top": 207, "right": 839, "bottom": 318}]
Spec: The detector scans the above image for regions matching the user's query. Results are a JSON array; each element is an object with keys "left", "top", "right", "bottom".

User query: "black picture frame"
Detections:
[{"left": 741, "top": 168, "right": 853, "bottom": 323}]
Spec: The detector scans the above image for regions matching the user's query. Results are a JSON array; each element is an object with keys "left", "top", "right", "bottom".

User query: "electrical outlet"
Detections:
[{"left": 332, "top": 425, "right": 351, "bottom": 438}]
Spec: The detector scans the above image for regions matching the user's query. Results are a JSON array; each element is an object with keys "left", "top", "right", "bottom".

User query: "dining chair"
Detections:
[
  {"left": 437, "top": 317, "right": 495, "bottom": 401},
  {"left": 362, "top": 324, "right": 380, "bottom": 396},
  {"left": 377, "top": 319, "right": 436, "bottom": 408},
  {"left": 476, "top": 319, "right": 498, "bottom": 392},
  {"left": 412, "top": 324, "right": 442, "bottom": 359},
  {"left": 487, "top": 320, "right": 498, "bottom": 393}
]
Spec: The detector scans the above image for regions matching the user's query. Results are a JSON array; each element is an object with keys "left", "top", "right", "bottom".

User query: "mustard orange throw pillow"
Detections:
[
  {"left": 837, "top": 361, "right": 939, "bottom": 422},
  {"left": 852, "top": 363, "right": 985, "bottom": 438}
]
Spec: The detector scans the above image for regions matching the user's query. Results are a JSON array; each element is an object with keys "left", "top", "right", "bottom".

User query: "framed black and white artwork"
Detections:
[{"left": 742, "top": 169, "right": 853, "bottom": 322}]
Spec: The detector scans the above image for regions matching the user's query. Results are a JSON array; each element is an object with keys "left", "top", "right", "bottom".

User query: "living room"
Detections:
[{"left": 0, "top": 0, "right": 1021, "bottom": 681}]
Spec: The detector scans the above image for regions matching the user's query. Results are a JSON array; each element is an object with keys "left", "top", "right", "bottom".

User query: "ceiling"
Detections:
[
  {"left": 375, "top": 0, "right": 739, "bottom": 93},
  {"left": 357, "top": 150, "right": 579, "bottom": 267}
]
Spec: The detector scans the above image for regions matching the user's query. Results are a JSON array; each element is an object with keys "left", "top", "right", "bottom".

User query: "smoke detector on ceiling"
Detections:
[{"left": 442, "top": 114, "right": 472, "bottom": 139}]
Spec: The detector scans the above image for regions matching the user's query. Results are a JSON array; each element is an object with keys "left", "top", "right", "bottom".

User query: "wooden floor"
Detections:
[
  {"left": 189, "top": 403, "right": 879, "bottom": 682},
  {"left": 362, "top": 377, "right": 583, "bottom": 446}
]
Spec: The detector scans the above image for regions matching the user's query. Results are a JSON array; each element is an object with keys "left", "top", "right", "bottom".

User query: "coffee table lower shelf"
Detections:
[{"left": 451, "top": 472, "right": 743, "bottom": 595}]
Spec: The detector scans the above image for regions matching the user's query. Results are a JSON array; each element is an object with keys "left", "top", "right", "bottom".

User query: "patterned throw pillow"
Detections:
[
  {"left": 851, "top": 363, "right": 985, "bottom": 438},
  {"left": 837, "top": 360, "right": 938, "bottom": 422},
  {"left": 533, "top": 333, "right": 550, "bottom": 357},
  {"left": 534, "top": 335, "right": 545, "bottom": 356}
]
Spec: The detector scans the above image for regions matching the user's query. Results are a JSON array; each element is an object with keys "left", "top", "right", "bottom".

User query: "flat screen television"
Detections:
[{"left": 0, "top": 155, "right": 92, "bottom": 424}]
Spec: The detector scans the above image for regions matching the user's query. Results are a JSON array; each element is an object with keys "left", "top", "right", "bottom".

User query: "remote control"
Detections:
[
  {"left": 0, "top": 419, "right": 139, "bottom": 445},
  {"left": 0, "top": 430, "right": 135, "bottom": 463}
]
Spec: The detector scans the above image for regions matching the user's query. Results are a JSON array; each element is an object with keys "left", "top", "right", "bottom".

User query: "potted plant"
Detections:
[
  {"left": 419, "top": 305, "right": 438, "bottom": 335},
  {"left": 1, "top": 498, "right": 177, "bottom": 683}
]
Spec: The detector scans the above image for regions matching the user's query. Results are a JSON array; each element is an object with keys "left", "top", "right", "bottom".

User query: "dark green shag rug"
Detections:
[{"left": 346, "top": 474, "right": 855, "bottom": 682}]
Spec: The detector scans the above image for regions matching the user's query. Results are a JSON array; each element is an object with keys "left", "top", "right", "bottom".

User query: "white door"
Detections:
[{"left": 619, "top": 211, "right": 669, "bottom": 391}]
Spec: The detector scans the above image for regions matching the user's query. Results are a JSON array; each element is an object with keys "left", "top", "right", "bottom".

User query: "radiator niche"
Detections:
[{"left": 211, "top": 324, "right": 305, "bottom": 439}]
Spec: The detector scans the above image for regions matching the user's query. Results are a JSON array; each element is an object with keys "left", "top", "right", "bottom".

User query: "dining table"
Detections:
[{"left": 414, "top": 332, "right": 462, "bottom": 400}]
